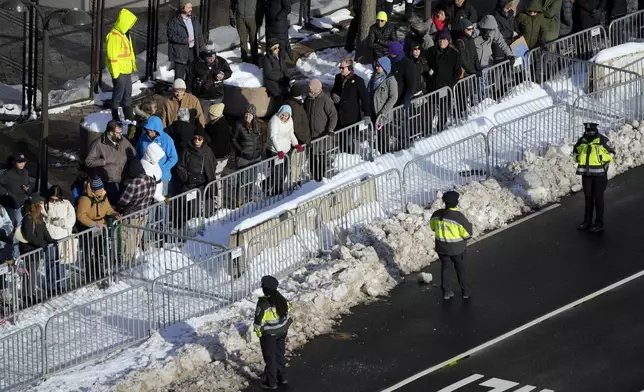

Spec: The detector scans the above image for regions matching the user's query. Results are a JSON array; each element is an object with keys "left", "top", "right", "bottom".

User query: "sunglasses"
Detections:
[
  {"left": 465, "top": 27, "right": 474, "bottom": 31},
  {"left": 194, "top": 135, "right": 204, "bottom": 141},
  {"left": 339, "top": 66, "right": 348, "bottom": 70},
  {"left": 377, "top": 19, "right": 386, "bottom": 22}
]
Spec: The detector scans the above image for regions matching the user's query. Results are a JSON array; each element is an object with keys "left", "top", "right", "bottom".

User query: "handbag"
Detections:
[{"left": 14, "top": 226, "right": 28, "bottom": 244}]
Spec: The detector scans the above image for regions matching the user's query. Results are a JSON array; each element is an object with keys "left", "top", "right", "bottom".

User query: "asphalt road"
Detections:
[{"left": 244, "top": 164, "right": 644, "bottom": 392}]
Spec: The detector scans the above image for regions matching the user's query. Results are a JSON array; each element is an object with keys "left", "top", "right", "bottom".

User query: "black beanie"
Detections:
[
  {"left": 261, "top": 275, "right": 279, "bottom": 292},
  {"left": 442, "top": 190, "right": 459, "bottom": 207}
]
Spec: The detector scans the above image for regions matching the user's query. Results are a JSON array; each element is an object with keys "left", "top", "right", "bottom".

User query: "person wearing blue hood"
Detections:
[
  {"left": 136, "top": 116, "right": 179, "bottom": 196},
  {"left": 369, "top": 56, "right": 398, "bottom": 153}
]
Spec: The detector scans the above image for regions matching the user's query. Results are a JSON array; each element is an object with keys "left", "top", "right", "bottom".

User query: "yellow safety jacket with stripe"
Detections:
[
  {"left": 573, "top": 134, "right": 614, "bottom": 176},
  {"left": 253, "top": 296, "right": 293, "bottom": 338},
  {"left": 106, "top": 9, "right": 138, "bottom": 79},
  {"left": 430, "top": 207, "right": 473, "bottom": 256}
]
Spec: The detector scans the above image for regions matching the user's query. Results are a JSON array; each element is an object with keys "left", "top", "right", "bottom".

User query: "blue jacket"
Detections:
[{"left": 136, "top": 116, "right": 178, "bottom": 182}]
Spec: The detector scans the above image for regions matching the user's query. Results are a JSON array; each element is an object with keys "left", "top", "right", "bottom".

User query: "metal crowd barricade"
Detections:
[
  {"left": 540, "top": 52, "right": 640, "bottom": 104},
  {"left": 116, "top": 224, "right": 227, "bottom": 282},
  {"left": 453, "top": 74, "right": 488, "bottom": 121},
  {"left": 609, "top": 10, "right": 644, "bottom": 46},
  {"left": 570, "top": 77, "right": 644, "bottom": 134},
  {"left": 376, "top": 88, "right": 455, "bottom": 155},
  {"left": 481, "top": 59, "right": 529, "bottom": 103},
  {"left": 402, "top": 134, "right": 489, "bottom": 208},
  {"left": 44, "top": 285, "right": 151, "bottom": 375},
  {"left": 244, "top": 207, "right": 321, "bottom": 290},
  {"left": 151, "top": 247, "right": 242, "bottom": 330},
  {"left": 487, "top": 104, "right": 574, "bottom": 168},
  {"left": 317, "top": 169, "right": 403, "bottom": 250},
  {"left": 0, "top": 324, "right": 44, "bottom": 390},
  {"left": 202, "top": 154, "right": 291, "bottom": 222}
]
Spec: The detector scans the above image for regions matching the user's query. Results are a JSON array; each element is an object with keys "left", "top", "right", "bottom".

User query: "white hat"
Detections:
[{"left": 173, "top": 78, "right": 187, "bottom": 90}]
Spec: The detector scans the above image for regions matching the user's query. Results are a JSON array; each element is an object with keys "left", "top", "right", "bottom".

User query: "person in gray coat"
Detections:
[
  {"left": 167, "top": 1, "right": 204, "bottom": 92},
  {"left": 474, "top": 15, "right": 514, "bottom": 67},
  {"left": 559, "top": 0, "right": 573, "bottom": 37},
  {"left": 369, "top": 56, "right": 398, "bottom": 153},
  {"left": 304, "top": 79, "right": 338, "bottom": 181}
]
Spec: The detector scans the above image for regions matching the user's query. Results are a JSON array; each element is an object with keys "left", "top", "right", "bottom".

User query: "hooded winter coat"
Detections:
[
  {"left": 517, "top": 0, "right": 547, "bottom": 49},
  {"left": 262, "top": 52, "right": 290, "bottom": 97},
  {"left": 455, "top": 22, "right": 481, "bottom": 77},
  {"left": 136, "top": 116, "right": 179, "bottom": 182},
  {"left": 475, "top": 16, "right": 513, "bottom": 66},
  {"left": 283, "top": 96, "right": 311, "bottom": 144},
  {"left": 493, "top": 0, "right": 518, "bottom": 45},
  {"left": 265, "top": 0, "right": 291, "bottom": 39},
  {"left": 175, "top": 141, "right": 218, "bottom": 192},
  {"left": 161, "top": 92, "right": 205, "bottom": 128},
  {"left": 193, "top": 54, "right": 233, "bottom": 101},
  {"left": 0, "top": 166, "right": 30, "bottom": 209},
  {"left": 542, "top": 0, "right": 563, "bottom": 41},
  {"left": 330, "top": 72, "right": 371, "bottom": 128},
  {"left": 369, "top": 57, "right": 399, "bottom": 123},
  {"left": 166, "top": 13, "right": 204, "bottom": 64},
  {"left": 559, "top": 0, "right": 574, "bottom": 37},
  {"left": 447, "top": 0, "right": 478, "bottom": 26},
  {"left": 425, "top": 43, "right": 463, "bottom": 91},
  {"left": 573, "top": 0, "right": 600, "bottom": 32},
  {"left": 205, "top": 117, "right": 232, "bottom": 159},
  {"left": 141, "top": 143, "right": 166, "bottom": 203},
  {"left": 389, "top": 41, "right": 417, "bottom": 107},
  {"left": 105, "top": 9, "right": 137, "bottom": 79},
  {"left": 367, "top": 22, "right": 399, "bottom": 59},
  {"left": 232, "top": 106, "right": 264, "bottom": 161},
  {"left": 42, "top": 199, "right": 76, "bottom": 241},
  {"left": 76, "top": 183, "right": 118, "bottom": 229},
  {"left": 268, "top": 106, "right": 299, "bottom": 154},
  {"left": 85, "top": 133, "right": 136, "bottom": 184},
  {"left": 404, "top": 17, "right": 437, "bottom": 56}
]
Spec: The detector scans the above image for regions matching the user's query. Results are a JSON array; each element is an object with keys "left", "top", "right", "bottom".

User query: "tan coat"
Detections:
[
  {"left": 161, "top": 93, "right": 206, "bottom": 128},
  {"left": 76, "top": 183, "right": 118, "bottom": 229}
]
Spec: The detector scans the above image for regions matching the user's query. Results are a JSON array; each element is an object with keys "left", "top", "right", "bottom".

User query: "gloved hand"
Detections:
[
  {"left": 278, "top": 151, "right": 285, "bottom": 159},
  {"left": 294, "top": 144, "right": 304, "bottom": 152},
  {"left": 376, "top": 122, "right": 383, "bottom": 131},
  {"left": 331, "top": 94, "right": 341, "bottom": 104}
]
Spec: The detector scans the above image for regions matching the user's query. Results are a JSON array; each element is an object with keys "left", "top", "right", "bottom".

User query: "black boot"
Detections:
[
  {"left": 577, "top": 222, "right": 591, "bottom": 230},
  {"left": 590, "top": 223, "right": 604, "bottom": 233},
  {"left": 111, "top": 108, "right": 121, "bottom": 122},
  {"left": 122, "top": 106, "right": 134, "bottom": 121}
]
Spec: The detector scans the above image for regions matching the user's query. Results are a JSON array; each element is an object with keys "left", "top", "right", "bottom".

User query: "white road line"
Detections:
[
  {"left": 381, "top": 205, "right": 644, "bottom": 392},
  {"left": 435, "top": 374, "right": 485, "bottom": 392}
]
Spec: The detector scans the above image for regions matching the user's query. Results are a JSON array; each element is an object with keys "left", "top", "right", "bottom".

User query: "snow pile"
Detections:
[
  {"left": 225, "top": 62, "right": 264, "bottom": 88},
  {"left": 296, "top": 47, "right": 374, "bottom": 86},
  {"left": 310, "top": 9, "right": 353, "bottom": 29}
]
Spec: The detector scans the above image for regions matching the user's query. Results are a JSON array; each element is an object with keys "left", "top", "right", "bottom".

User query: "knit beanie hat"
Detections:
[
  {"left": 387, "top": 40, "right": 405, "bottom": 58},
  {"left": 90, "top": 177, "right": 104, "bottom": 191},
  {"left": 245, "top": 104, "right": 257, "bottom": 116},
  {"left": 437, "top": 29, "right": 451, "bottom": 40},
  {"left": 209, "top": 103, "right": 225, "bottom": 118},
  {"left": 459, "top": 19, "right": 473, "bottom": 32},
  {"left": 173, "top": 78, "right": 187, "bottom": 91},
  {"left": 442, "top": 190, "right": 459, "bottom": 207},
  {"left": 376, "top": 11, "right": 388, "bottom": 22}
]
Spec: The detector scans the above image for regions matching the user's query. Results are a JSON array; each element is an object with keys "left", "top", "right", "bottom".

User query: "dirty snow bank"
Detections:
[{"left": 37, "top": 121, "right": 644, "bottom": 392}]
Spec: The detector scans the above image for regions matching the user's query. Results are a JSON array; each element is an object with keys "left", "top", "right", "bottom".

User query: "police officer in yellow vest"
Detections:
[
  {"left": 430, "top": 191, "right": 473, "bottom": 300},
  {"left": 573, "top": 122, "right": 615, "bottom": 233},
  {"left": 254, "top": 275, "right": 292, "bottom": 390},
  {"left": 106, "top": 9, "right": 138, "bottom": 123}
]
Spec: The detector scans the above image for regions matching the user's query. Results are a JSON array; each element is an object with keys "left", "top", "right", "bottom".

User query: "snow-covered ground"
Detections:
[{"left": 29, "top": 116, "right": 644, "bottom": 392}]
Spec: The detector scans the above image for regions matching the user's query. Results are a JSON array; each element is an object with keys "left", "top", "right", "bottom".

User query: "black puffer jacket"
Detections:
[
  {"left": 410, "top": 54, "right": 429, "bottom": 95},
  {"left": 330, "top": 73, "right": 371, "bottom": 128},
  {"left": 205, "top": 118, "right": 232, "bottom": 159},
  {"left": 0, "top": 166, "right": 30, "bottom": 209},
  {"left": 493, "top": 0, "right": 517, "bottom": 45},
  {"left": 175, "top": 143, "right": 218, "bottom": 192},
  {"left": 283, "top": 97, "right": 311, "bottom": 144},
  {"left": 265, "top": 0, "right": 291, "bottom": 38},
  {"left": 447, "top": 0, "right": 478, "bottom": 27},
  {"left": 166, "top": 14, "right": 204, "bottom": 64},
  {"left": 262, "top": 53, "right": 290, "bottom": 97},
  {"left": 232, "top": 116, "right": 263, "bottom": 161},
  {"left": 193, "top": 55, "right": 232, "bottom": 101},
  {"left": 425, "top": 44, "right": 463, "bottom": 91},
  {"left": 390, "top": 55, "right": 418, "bottom": 107},
  {"left": 367, "top": 23, "right": 398, "bottom": 59}
]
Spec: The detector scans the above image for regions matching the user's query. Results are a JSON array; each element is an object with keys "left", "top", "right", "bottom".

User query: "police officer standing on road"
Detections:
[
  {"left": 254, "top": 275, "right": 293, "bottom": 390},
  {"left": 430, "top": 191, "right": 473, "bottom": 300},
  {"left": 574, "top": 122, "right": 615, "bottom": 233}
]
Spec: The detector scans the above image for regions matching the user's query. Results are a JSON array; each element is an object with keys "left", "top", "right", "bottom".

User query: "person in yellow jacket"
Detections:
[
  {"left": 106, "top": 9, "right": 138, "bottom": 122},
  {"left": 573, "top": 122, "right": 615, "bottom": 233},
  {"left": 430, "top": 191, "right": 473, "bottom": 300},
  {"left": 253, "top": 275, "right": 292, "bottom": 390}
]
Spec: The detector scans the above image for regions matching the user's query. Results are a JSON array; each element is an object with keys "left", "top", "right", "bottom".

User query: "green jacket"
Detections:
[
  {"left": 541, "top": 0, "right": 562, "bottom": 42},
  {"left": 516, "top": 0, "right": 546, "bottom": 49}
]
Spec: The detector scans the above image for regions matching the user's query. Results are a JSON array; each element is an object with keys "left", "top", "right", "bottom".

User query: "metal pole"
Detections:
[{"left": 40, "top": 25, "right": 49, "bottom": 194}]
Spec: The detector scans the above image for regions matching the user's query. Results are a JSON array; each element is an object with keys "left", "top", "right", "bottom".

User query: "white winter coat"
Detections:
[
  {"left": 141, "top": 143, "right": 166, "bottom": 203},
  {"left": 268, "top": 114, "right": 298, "bottom": 154},
  {"left": 42, "top": 199, "right": 78, "bottom": 264}
]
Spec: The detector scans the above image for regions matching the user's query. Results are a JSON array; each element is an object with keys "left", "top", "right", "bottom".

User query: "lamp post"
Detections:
[{"left": 1, "top": 0, "right": 91, "bottom": 194}]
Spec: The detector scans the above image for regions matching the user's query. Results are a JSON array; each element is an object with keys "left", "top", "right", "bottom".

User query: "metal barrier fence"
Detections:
[
  {"left": 540, "top": 52, "right": 640, "bottom": 104},
  {"left": 318, "top": 169, "right": 404, "bottom": 250},
  {"left": 481, "top": 58, "right": 529, "bottom": 103},
  {"left": 152, "top": 247, "right": 242, "bottom": 329},
  {"left": 402, "top": 134, "right": 489, "bottom": 208},
  {"left": 488, "top": 104, "right": 574, "bottom": 168},
  {"left": 453, "top": 75, "right": 488, "bottom": 121},
  {"left": 376, "top": 88, "right": 456, "bottom": 154},
  {"left": 0, "top": 324, "right": 44, "bottom": 391},
  {"left": 44, "top": 284, "right": 151, "bottom": 374},
  {"left": 203, "top": 154, "right": 291, "bottom": 222},
  {"left": 609, "top": 10, "right": 644, "bottom": 46},
  {"left": 570, "top": 77, "right": 644, "bottom": 133}
]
